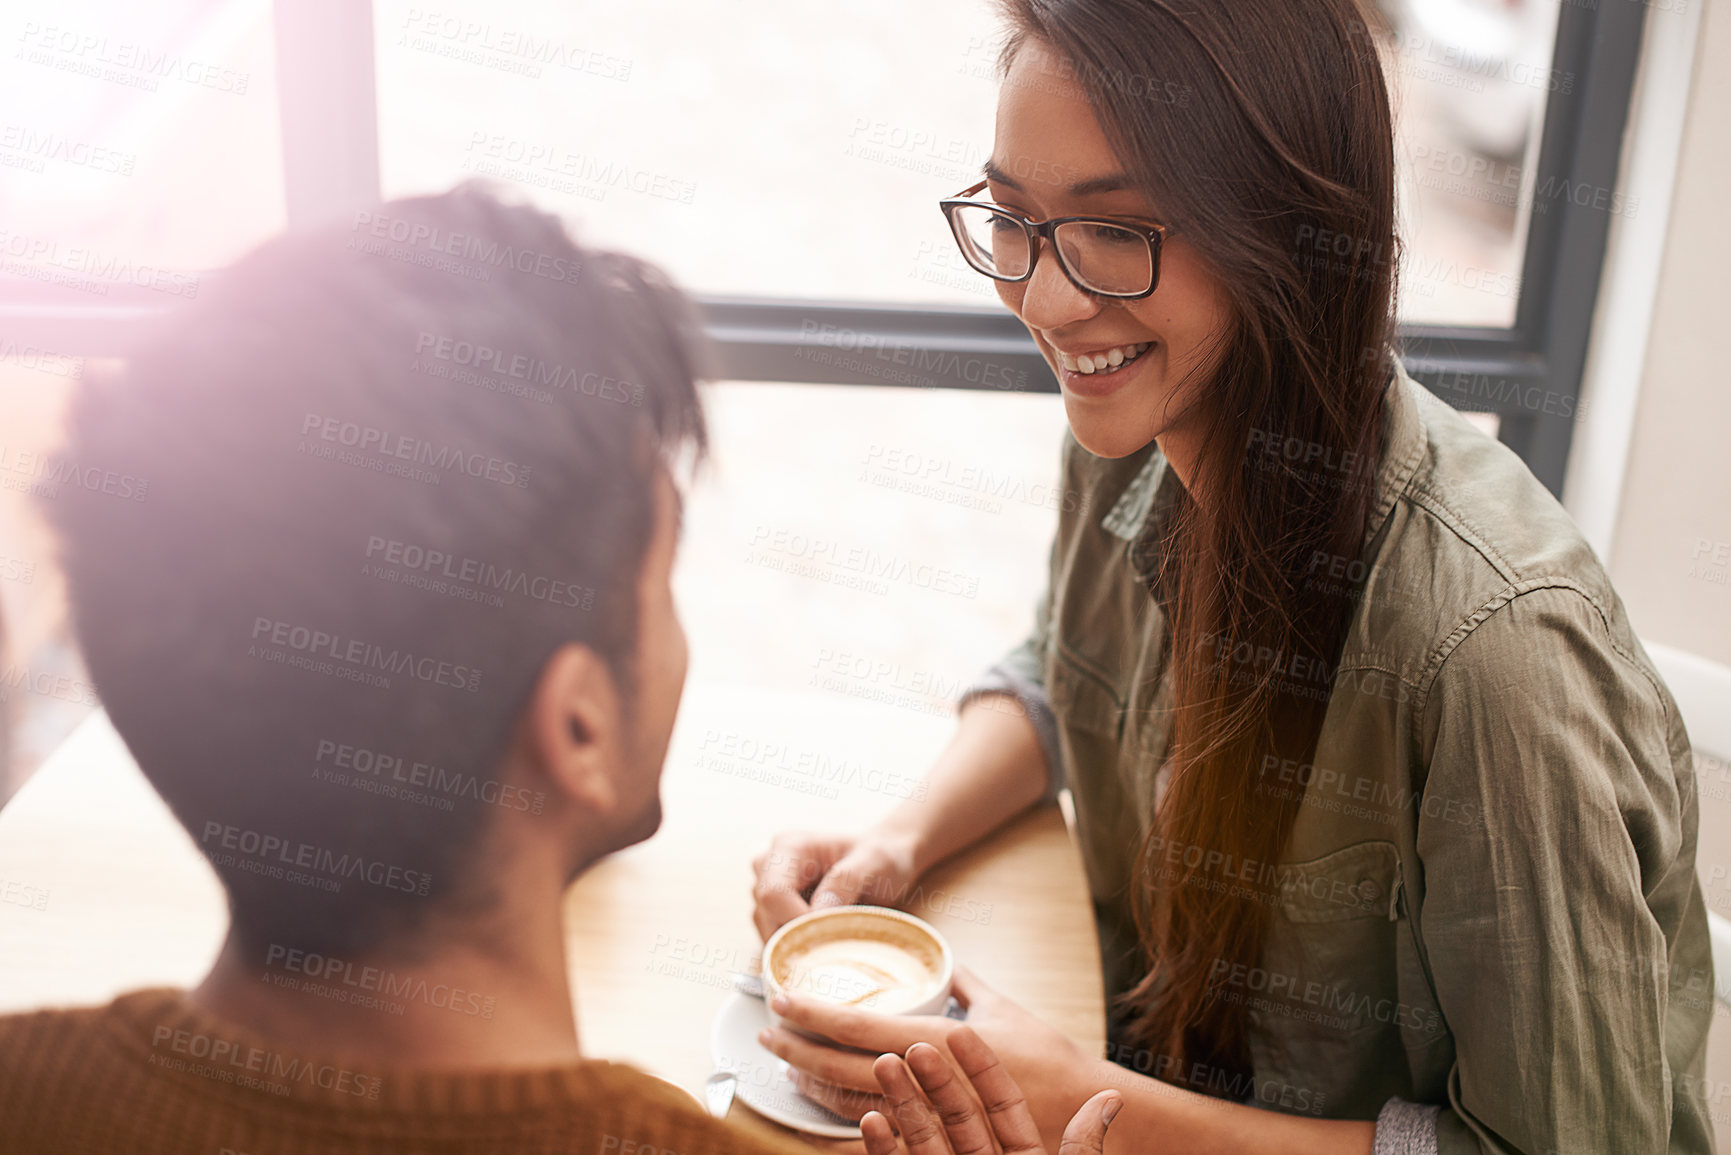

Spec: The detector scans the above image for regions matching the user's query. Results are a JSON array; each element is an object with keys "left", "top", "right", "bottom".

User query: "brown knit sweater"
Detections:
[{"left": 0, "top": 989, "right": 817, "bottom": 1155}]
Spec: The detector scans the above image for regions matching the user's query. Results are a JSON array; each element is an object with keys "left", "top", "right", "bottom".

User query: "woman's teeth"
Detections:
[{"left": 1058, "top": 342, "right": 1152, "bottom": 375}]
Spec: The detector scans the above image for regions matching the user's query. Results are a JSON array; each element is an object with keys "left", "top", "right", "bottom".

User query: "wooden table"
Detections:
[{"left": 0, "top": 681, "right": 1105, "bottom": 1114}]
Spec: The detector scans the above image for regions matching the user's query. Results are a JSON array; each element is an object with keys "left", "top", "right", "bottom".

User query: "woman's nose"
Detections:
[{"left": 1006, "top": 237, "right": 1100, "bottom": 332}]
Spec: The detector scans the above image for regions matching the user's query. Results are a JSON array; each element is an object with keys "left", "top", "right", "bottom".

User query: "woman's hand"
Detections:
[
  {"left": 750, "top": 697, "right": 1053, "bottom": 942},
  {"left": 759, "top": 966, "right": 1097, "bottom": 1151},
  {"left": 862, "top": 1027, "right": 1122, "bottom": 1155},
  {"left": 751, "top": 829, "right": 921, "bottom": 940}
]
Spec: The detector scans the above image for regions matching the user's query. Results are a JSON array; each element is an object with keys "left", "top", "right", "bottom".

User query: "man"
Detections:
[
  {"left": 0, "top": 185, "right": 814, "bottom": 1155},
  {"left": 0, "top": 185, "right": 1121, "bottom": 1155}
]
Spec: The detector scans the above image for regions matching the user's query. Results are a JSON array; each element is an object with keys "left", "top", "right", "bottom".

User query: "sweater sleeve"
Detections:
[{"left": 1374, "top": 1097, "right": 1441, "bottom": 1154}]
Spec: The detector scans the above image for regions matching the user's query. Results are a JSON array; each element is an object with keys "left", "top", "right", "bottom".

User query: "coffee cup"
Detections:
[{"left": 760, "top": 905, "right": 953, "bottom": 1032}]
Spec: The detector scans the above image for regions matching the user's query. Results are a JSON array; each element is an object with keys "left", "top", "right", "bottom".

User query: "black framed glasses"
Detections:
[{"left": 938, "top": 179, "right": 1171, "bottom": 300}]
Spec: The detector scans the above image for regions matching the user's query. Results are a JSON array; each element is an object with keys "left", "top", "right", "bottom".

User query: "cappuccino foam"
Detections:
[{"left": 772, "top": 925, "right": 944, "bottom": 1013}]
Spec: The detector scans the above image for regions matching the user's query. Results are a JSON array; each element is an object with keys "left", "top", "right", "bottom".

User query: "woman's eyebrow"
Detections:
[{"left": 982, "top": 160, "right": 1133, "bottom": 198}]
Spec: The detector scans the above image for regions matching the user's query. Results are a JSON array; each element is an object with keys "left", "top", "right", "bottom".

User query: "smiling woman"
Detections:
[
  {"left": 975, "top": 0, "right": 1398, "bottom": 1095},
  {"left": 751, "top": 1, "right": 1712, "bottom": 1152}
]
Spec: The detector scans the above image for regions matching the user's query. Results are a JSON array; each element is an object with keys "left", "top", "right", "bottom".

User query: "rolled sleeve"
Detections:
[
  {"left": 1416, "top": 584, "right": 1707, "bottom": 1154},
  {"left": 960, "top": 652, "right": 1063, "bottom": 804},
  {"left": 960, "top": 519, "right": 1062, "bottom": 803}
]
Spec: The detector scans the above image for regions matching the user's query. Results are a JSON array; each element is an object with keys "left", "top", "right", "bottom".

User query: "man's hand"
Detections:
[
  {"left": 760, "top": 966, "right": 1097, "bottom": 1151},
  {"left": 751, "top": 830, "right": 920, "bottom": 940},
  {"left": 860, "top": 1026, "right": 1122, "bottom": 1155}
]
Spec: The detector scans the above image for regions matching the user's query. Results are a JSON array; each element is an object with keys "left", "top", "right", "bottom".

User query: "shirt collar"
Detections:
[
  {"left": 1102, "top": 451, "right": 1169, "bottom": 541},
  {"left": 1364, "top": 358, "right": 1427, "bottom": 548}
]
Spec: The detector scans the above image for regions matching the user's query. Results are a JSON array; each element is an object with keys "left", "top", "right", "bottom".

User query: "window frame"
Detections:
[
  {"left": 0, "top": 0, "right": 1649, "bottom": 495},
  {"left": 697, "top": 0, "right": 1651, "bottom": 497}
]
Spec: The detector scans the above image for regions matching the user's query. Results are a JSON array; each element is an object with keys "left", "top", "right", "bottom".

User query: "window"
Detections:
[
  {"left": 0, "top": 0, "right": 284, "bottom": 796},
  {"left": 0, "top": 0, "right": 1654, "bottom": 793},
  {"left": 1383, "top": 0, "right": 1564, "bottom": 331},
  {"left": 0, "top": 0, "right": 284, "bottom": 284},
  {"left": 3, "top": 0, "right": 1646, "bottom": 491},
  {"left": 374, "top": 0, "right": 1002, "bottom": 305}
]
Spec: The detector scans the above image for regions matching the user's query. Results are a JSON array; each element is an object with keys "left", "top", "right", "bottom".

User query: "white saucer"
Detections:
[{"left": 709, "top": 991, "right": 863, "bottom": 1139}]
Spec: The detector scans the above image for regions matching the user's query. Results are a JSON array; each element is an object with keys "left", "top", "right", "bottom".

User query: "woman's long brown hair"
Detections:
[{"left": 996, "top": 0, "right": 1400, "bottom": 1091}]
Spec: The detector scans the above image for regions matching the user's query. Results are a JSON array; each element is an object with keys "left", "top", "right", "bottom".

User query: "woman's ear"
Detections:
[{"left": 523, "top": 642, "right": 623, "bottom": 816}]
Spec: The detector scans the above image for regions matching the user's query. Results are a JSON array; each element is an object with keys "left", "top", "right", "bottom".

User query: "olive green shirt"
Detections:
[{"left": 970, "top": 361, "right": 1714, "bottom": 1154}]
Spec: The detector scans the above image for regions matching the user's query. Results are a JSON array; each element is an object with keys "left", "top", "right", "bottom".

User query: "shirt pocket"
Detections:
[
  {"left": 1267, "top": 842, "right": 1406, "bottom": 1021},
  {"left": 1049, "top": 645, "right": 1125, "bottom": 740},
  {"left": 1245, "top": 840, "right": 1433, "bottom": 1118},
  {"left": 1048, "top": 648, "right": 1144, "bottom": 904},
  {"left": 1277, "top": 840, "right": 1402, "bottom": 924}
]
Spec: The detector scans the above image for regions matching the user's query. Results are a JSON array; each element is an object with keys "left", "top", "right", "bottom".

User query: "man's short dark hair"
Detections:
[{"left": 45, "top": 184, "right": 707, "bottom": 956}]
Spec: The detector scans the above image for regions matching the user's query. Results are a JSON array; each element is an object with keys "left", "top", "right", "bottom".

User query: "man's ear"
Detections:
[{"left": 523, "top": 643, "right": 624, "bottom": 816}]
